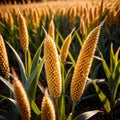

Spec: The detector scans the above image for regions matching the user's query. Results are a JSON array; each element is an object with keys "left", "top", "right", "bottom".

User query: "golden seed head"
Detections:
[
  {"left": 60, "top": 28, "right": 75, "bottom": 62},
  {"left": 0, "top": 35, "right": 10, "bottom": 80},
  {"left": 13, "top": 72, "right": 31, "bottom": 120},
  {"left": 88, "top": 8, "right": 93, "bottom": 24},
  {"left": 32, "top": 9, "right": 39, "bottom": 29},
  {"left": 80, "top": 17, "right": 87, "bottom": 36},
  {"left": 58, "top": 8, "right": 66, "bottom": 16},
  {"left": 48, "top": 18, "right": 55, "bottom": 40},
  {"left": 41, "top": 95, "right": 56, "bottom": 120},
  {"left": 44, "top": 35, "right": 62, "bottom": 98},
  {"left": 8, "top": 11, "right": 14, "bottom": 29},
  {"left": 70, "top": 23, "right": 102, "bottom": 101},
  {"left": 18, "top": 11, "right": 29, "bottom": 53},
  {"left": 68, "top": 6, "right": 76, "bottom": 23},
  {"left": 4, "top": 12, "right": 8, "bottom": 23}
]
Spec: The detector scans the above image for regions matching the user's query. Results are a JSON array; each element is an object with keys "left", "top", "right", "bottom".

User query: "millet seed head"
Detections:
[
  {"left": 60, "top": 28, "right": 75, "bottom": 62},
  {"left": 18, "top": 11, "right": 29, "bottom": 53},
  {"left": 0, "top": 35, "right": 10, "bottom": 80},
  {"left": 13, "top": 72, "right": 31, "bottom": 120},
  {"left": 41, "top": 94, "right": 56, "bottom": 120},
  {"left": 44, "top": 34, "right": 62, "bottom": 98},
  {"left": 70, "top": 21, "right": 104, "bottom": 101}
]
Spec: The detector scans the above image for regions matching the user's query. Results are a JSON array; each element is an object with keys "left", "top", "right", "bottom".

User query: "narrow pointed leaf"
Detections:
[
  {"left": 27, "top": 49, "right": 32, "bottom": 77},
  {"left": 38, "top": 81, "right": 45, "bottom": 94},
  {"left": 110, "top": 44, "right": 115, "bottom": 73},
  {"left": 25, "top": 67, "right": 38, "bottom": 92},
  {"left": 67, "top": 113, "right": 72, "bottom": 120},
  {"left": 75, "top": 31, "right": 83, "bottom": 47},
  {"left": 0, "top": 95, "right": 16, "bottom": 105},
  {"left": 0, "top": 76, "right": 14, "bottom": 93},
  {"left": 74, "top": 110, "right": 102, "bottom": 120},
  {"left": 27, "top": 57, "right": 44, "bottom": 100},
  {"left": 31, "top": 41, "right": 43, "bottom": 73},
  {"left": 31, "top": 100, "right": 41, "bottom": 115},
  {"left": 6, "top": 41, "right": 27, "bottom": 85},
  {"left": 92, "top": 81, "right": 111, "bottom": 113},
  {"left": 60, "top": 62, "right": 65, "bottom": 120},
  {"left": 100, "top": 52, "right": 112, "bottom": 83}
]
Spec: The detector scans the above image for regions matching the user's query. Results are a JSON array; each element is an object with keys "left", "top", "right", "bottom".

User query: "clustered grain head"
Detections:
[
  {"left": 18, "top": 11, "right": 29, "bottom": 53},
  {"left": 8, "top": 11, "right": 14, "bottom": 30},
  {"left": 48, "top": 18, "right": 55, "bottom": 40},
  {"left": 41, "top": 95, "right": 56, "bottom": 120},
  {"left": 13, "top": 70, "right": 31, "bottom": 120},
  {"left": 32, "top": 9, "right": 39, "bottom": 29},
  {"left": 0, "top": 0, "right": 119, "bottom": 28},
  {"left": 60, "top": 28, "right": 75, "bottom": 62},
  {"left": 0, "top": 35, "right": 10, "bottom": 80},
  {"left": 70, "top": 23, "right": 102, "bottom": 101},
  {"left": 44, "top": 34, "right": 62, "bottom": 98}
]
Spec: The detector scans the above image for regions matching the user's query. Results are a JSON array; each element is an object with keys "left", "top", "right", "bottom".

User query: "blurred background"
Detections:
[{"left": 0, "top": 0, "right": 63, "bottom": 4}]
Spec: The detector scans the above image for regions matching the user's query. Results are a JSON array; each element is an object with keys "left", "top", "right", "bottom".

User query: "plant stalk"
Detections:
[
  {"left": 25, "top": 51, "right": 27, "bottom": 75},
  {"left": 55, "top": 98, "right": 59, "bottom": 120},
  {"left": 72, "top": 101, "right": 76, "bottom": 119}
]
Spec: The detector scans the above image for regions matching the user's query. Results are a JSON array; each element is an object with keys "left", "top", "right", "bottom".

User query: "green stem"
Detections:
[
  {"left": 55, "top": 98, "right": 59, "bottom": 120},
  {"left": 72, "top": 101, "right": 76, "bottom": 119},
  {"left": 25, "top": 51, "right": 27, "bottom": 75}
]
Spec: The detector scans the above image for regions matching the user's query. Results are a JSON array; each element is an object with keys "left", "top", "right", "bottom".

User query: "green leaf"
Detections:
[
  {"left": 110, "top": 44, "right": 115, "bottom": 73},
  {"left": 0, "top": 76, "right": 14, "bottom": 93},
  {"left": 31, "top": 100, "right": 41, "bottom": 115},
  {"left": 115, "top": 98, "right": 120, "bottom": 107},
  {"left": 38, "top": 81, "right": 45, "bottom": 94},
  {"left": 0, "top": 106, "right": 19, "bottom": 120},
  {"left": 67, "top": 113, "right": 72, "bottom": 120},
  {"left": 74, "top": 110, "right": 102, "bottom": 120},
  {"left": 31, "top": 41, "right": 43, "bottom": 73},
  {"left": 93, "top": 63, "right": 102, "bottom": 78},
  {"left": 68, "top": 52, "right": 76, "bottom": 66},
  {"left": 60, "top": 61, "right": 65, "bottom": 120},
  {"left": 25, "top": 67, "right": 38, "bottom": 92},
  {"left": 27, "top": 57, "right": 44, "bottom": 100},
  {"left": 114, "top": 47, "right": 120, "bottom": 64},
  {"left": 112, "top": 70, "right": 120, "bottom": 101},
  {"left": 9, "top": 106, "right": 19, "bottom": 120},
  {"left": 75, "top": 30, "right": 83, "bottom": 47},
  {"left": 59, "top": 93, "right": 65, "bottom": 120},
  {"left": 27, "top": 49, "right": 32, "bottom": 77},
  {"left": 56, "top": 29, "right": 64, "bottom": 45},
  {"left": 65, "top": 65, "right": 74, "bottom": 83},
  {"left": 0, "top": 95, "right": 16, "bottom": 105},
  {"left": 100, "top": 52, "right": 112, "bottom": 84},
  {"left": 92, "top": 81, "right": 111, "bottom": 113},
  {"left": 6, "top": 41, "right": 27, "bottom": 85}
]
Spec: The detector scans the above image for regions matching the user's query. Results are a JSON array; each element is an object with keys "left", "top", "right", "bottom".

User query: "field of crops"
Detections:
[{"left": 0, "top": 0, "right": 120, "bottom": 120}]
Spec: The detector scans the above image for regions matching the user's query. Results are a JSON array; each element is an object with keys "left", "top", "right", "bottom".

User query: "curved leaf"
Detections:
[
  {"left": 31, "top": 41, "right": 43, "bottom": 73},
  {"left": 92, "top": 80, "right": 111, "bottom": 113},
  {"left": 6, "top": 41, "right": 27, "bottom": 85},
  {"left": 31, "top": 100, "right": 41, "bottom": 115},
  {"left": 26, "top": 57, "right": 44, "bottom": 100},
  {"left": 74, "top": 110, "right": 102, "bottom": 120},
  {"left": 67, "top": 113, "right": 72, "bottom": 120},
  {"left": 27, "top": 49, "right": 32, "bottom": 77},
  {"left": 0, "top": 95, "right": 16, "bottom": 105},
  {"left": 0, "top": 76, "right": 14, "bottom": 93}
]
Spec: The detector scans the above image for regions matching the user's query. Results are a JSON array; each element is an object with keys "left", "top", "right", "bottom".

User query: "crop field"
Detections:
[{"left": 0, "top": 0, "right": 120, "bottom": 120}]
